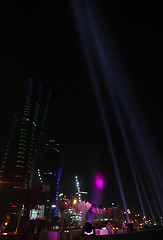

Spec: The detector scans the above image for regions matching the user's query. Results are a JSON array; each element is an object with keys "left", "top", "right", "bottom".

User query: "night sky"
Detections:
[{"left": 0, "top": 1, "right": 163, "bottom": 217}]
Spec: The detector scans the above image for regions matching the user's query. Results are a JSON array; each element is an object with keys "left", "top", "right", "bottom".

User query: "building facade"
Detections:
[{"left": 0, "top": 77, "right": 53, "bottom": 229}]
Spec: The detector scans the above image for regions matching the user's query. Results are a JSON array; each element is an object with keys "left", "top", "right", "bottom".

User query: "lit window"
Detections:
[
  {"left": 17, "top": 160, "right": 24, "bottom": 163},
  {"left": 19, "top": 143, "right": 25, "bottom": 147},
  {"left": 18, "top": 156, "right": 25, "bottom": 159},
  {"left": 20, "top": 139, "right": 26, "bottom": 143},
  {"left": 18, "top": 147, "right": 25, "bottom": 151},
  {"left": 16, "top": 165, "right": 24, "bottom": 168},
  {"left": 13, "top": 186, "right": 22, "bottom": 189},
  {"left": 18, "top": 152, "right": 25, "bottom": 155},
  {"left": 32, "top": 122, "right": 36, "bottom": 127},
  {"left": 20, "top": 128, "right": 27, "bottom": 132},
  {"left": 14, "top": 175, "right": 23, "bottom": 178}
]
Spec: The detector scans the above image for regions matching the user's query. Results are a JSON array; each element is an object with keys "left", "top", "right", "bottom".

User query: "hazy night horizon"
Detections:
[{"left": 0, "top": 0, "right": 163, "bottom": 235}]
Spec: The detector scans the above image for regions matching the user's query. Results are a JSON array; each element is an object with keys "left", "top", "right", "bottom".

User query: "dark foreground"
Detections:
[
  {"left": 0, "top": 229, "right": 163, "bottom": 240},
  {"left": 80, "top": 229, "right": 163, "bottom": 240}
]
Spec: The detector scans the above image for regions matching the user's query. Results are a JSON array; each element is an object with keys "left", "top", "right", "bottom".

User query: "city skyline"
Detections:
[{"left": 0, "top": 1, "right": 163, "bottom": 225}]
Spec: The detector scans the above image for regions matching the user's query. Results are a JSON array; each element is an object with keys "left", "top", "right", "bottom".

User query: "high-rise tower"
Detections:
[
  {"left": 0, "top": 77, "right": 53, "bottom": 226},
  {"left": 36, "top": 139, "right": 62, "bottom": 217}
]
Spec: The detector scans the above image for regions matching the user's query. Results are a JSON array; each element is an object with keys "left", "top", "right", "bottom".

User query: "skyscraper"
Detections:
[
  {"left": 36, "top": 139, "right": 62, "bottom": 217},
  {"left": 0, "top": 77, "right": 53, "bottom": 226}
]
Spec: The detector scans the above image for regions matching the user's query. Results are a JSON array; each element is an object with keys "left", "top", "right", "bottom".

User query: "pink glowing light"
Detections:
[{"left": 95, "top": 173, "right": 105, "bottom": 190}]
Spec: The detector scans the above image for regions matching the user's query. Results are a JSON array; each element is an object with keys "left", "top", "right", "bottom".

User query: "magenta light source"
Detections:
[{"left": 94, "top": 173, "right": 104, "bottom": 190}]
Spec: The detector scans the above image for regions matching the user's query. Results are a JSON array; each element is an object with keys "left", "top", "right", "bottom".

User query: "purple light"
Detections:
[{"left": 95, "top": 173, "right": 104, "bottom": 190}]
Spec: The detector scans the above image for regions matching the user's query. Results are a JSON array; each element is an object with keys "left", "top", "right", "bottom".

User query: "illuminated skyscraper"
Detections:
[
  {"left": 0, "top": 78, "right": 52, "bottom": 189},
  {"left": 36, "top": 139, "right": 62, "bottom": 217},
  {"left": 0, "top": 77, "right": 53, "bottom": 226}
]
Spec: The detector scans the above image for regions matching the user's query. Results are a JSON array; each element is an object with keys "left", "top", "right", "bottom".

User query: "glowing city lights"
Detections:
[
  {"left": 75, "top": 176, "right": 88, "bottom": 202},
  {"left": 75, "top": 176, "right": 81, "bottom": 202},
  {"left": 94, "top": 173, "right": 105, "bottom": 190},
  {"left": 73, "top": 199, "right": 77, "bottom": 205}
]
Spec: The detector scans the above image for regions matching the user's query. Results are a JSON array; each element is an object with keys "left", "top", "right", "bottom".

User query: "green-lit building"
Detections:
[{"left": 0, "top": 77, "right": 53, "bottom": 230}]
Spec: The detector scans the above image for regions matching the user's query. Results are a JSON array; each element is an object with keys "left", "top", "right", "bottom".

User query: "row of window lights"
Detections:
[
  {"left": 18, "top": 156, "right": 24, "bottom": 159},
  {"left": 34, "top": 117, "right": 38, "bottom": 122},
  {"left": 24, "top": 109, "right": 30, "bottom": 113},
  {"left": 44, "top": 172, "right": 56, "bottom": 175},
  {"left": 17, "top": 160, "right": 24, "bottom": 163},
  {"left": 13, "top": 186, "right": 22, "bottom": 189},
  {"left": 20, "top": 139, "right": 27, "bottom": 143},
  {"left": 20, "top": 132, "right": 27, "bottom": 136},
  {"left": 14, "top": 175, "right": 23, "bottom": 178},
  {"left": 18, "top": 147, "right": 25, "bottom": 151},
  {"left": 17, "top": 152, "right": 25, "bottom": 157},
  {"left": 16, "top": 165, "right": 24, "bottom": 168},
  {"left": 25, "top": 100, "right": 31, "bottom": 104},
  {"left": 17, "top": 151, "right": 33, "bottom": 156},
  {"left": 18, "top": 152, "right": 25, "bottom": 155},
  {"left": 24, "top": 104, "right": 31, "bottom": 107},
  {"left": 38, "top": 169, "right": 43, "bottom": 183},
  {"left": 21, "top": 127, "right": 27, "bottom": 131},
  {"left": 34, "top": 110, "right": 39, "bottom": 114},
  {"left": 19, "top": 143, "right": 26, "bottom": 147}
]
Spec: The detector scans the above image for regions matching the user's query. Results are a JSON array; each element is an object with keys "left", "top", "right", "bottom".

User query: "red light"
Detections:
[
  {"left": 10, "top": 212, "right": 17, "bottom": 215},
  {"left": 11, "top": 205, "right": 17, "bottom": 208},
  {"left": 35, "top": 150, "right": 37, "bottom": 152}
]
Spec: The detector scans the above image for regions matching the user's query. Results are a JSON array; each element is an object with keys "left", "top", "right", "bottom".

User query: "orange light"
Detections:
[
  {"left": 73, "top": 199, "right": 77, "bottom": 205},
  {"left": 13, "top": 186, "right": 22, "bottom": 189}
]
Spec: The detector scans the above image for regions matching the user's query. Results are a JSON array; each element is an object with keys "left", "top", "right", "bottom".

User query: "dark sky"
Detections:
[{"left": 0, "top": 1, "right": 163, "bottom": 217}]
